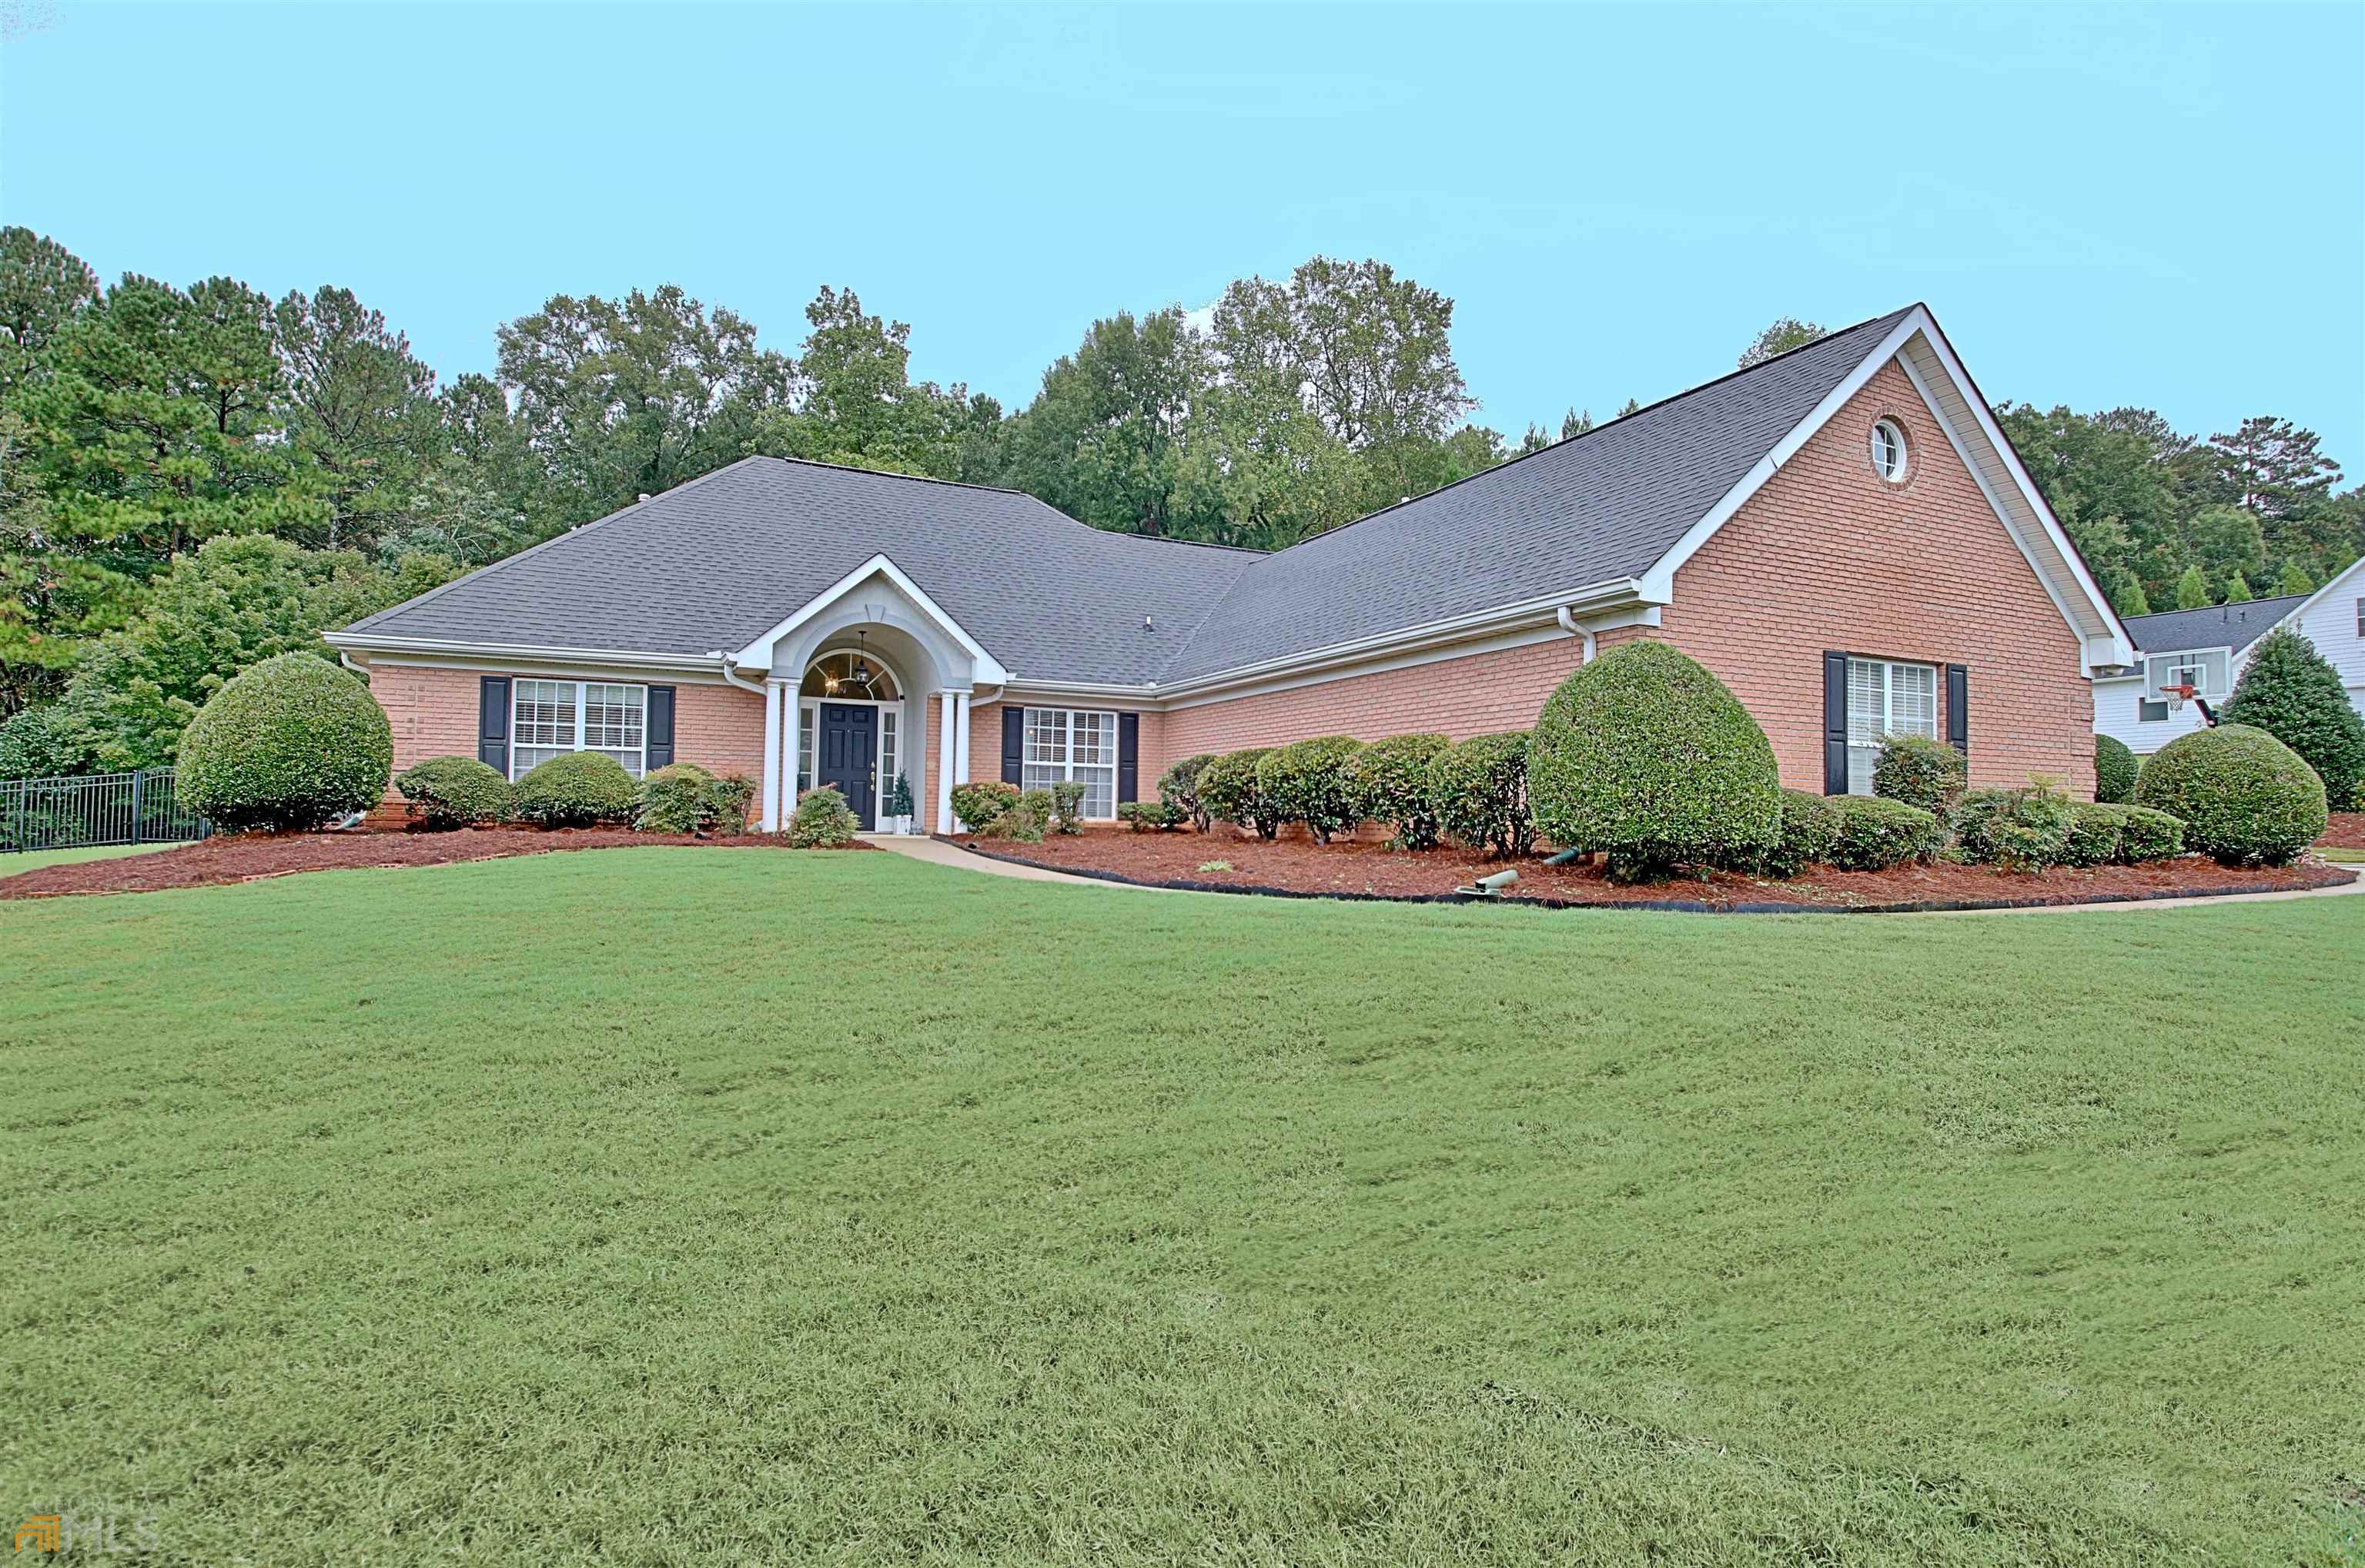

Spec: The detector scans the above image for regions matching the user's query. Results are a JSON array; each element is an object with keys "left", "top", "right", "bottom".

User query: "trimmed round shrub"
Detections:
[
  {"left": 784, "top": 784, "right": 860, "bottom": 847},
  {"left": 2115, "top": 804, "right": 2185, "bottom": 863},
  {"left": 1198, "top": 747, "right": 1279, "bottom": 839},
  {"left": 176, "top": 652, "right": 392, "bottom": 833},
  {"left": 1873, "top": 734, "right": 1967, "bottom": 817},
  {"left": 1344, "top": 733, "right": 1450, "bottom": 849},
  {"left": 950, "top": 780, "right": 1019, "bottom": 833},
  {"left": 1827, "top": 796, "right": 1945, "bottom": 871},
  {"left": 2219, "top": 627, "right": 2365, "bottom": 811},
  {"left": 2058, "top": 802, "right": 2126, "bottom": 868},
  {"left": 1117, "top": 801, "right": 1177, "bottom": 831},
  {"left": 512, "top": 751, "right": 638, "bottom": 827},
  {"left": 2134, "top": 723, "right": 2327, "bottom": 867},
  {"left": 1757, "top": 788, "right": 1843, "bottom": 877},
  {"left": 395, "top": 754, "right": 514, "bottom": 831},
  {"left": 2093, "top": 734, "right": 2139, "bottom": 804},
  {"left": 1157, "top": 753, "right": 1219, "bottom": 833},
  {"left": 635, "top": 761, "right": 718, "bottom": 834},
  {"left": 1529, "top": 641, "right": 1781, "bottom": 881},
  {"left": 1427, "top": 730, "right": 1533, "bottom": 859},
  {"left": 1256, "top": 736, "right": 1366, "bottom": 844}
]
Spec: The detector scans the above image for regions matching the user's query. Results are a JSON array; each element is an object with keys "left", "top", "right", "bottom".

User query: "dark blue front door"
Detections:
[{"left": 817, "top": 704, "right": 877, "bottom": 829}]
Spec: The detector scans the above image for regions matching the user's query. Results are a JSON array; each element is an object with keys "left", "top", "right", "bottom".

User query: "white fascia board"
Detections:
[
  {"left": 323, "top": 631, "right": 728, "bottom": 677},
  {"left": 1634, "top": 310, "right": 1928, "bottom": 604},
  {"left": 728, "top": 552, "right": 1010, "bottom": 684},
  {"left": 1906, "top": 316, "right": 2133, "bottom": 668},
  {"left": 2278, "top": 553, "right": 2365, "bottom": 628}
]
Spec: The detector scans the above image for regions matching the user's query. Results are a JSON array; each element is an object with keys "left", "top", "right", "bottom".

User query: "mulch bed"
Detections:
[
  {"left": 955, "top": 830, "right": 2357, "bottom": 913},
  {"left": 0, "top": 828, "right": 871, "bottom": 901},
  {"left": 2319, "top": 812, "right": 2365, "bottom": 850}
]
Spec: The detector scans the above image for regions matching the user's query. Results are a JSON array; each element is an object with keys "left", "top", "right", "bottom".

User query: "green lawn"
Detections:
[
  {"left": 5, "top": 849, "right": 2360, "bottom": 1565},
  {"left": 0, "top": 839, "right": 186, "bottom": 876}
]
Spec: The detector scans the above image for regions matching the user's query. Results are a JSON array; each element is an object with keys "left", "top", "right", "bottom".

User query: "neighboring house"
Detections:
[
  {"left": 327, "top": 303, "right": 2131, "bottom": 834},
  {"left": 2096, "top": 558, "right": 2365, "bottom": 755}
]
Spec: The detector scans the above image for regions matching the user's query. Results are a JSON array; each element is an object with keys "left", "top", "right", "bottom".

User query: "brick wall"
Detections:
[
  {"left": 1094, "top": 357, "right": 2095, "bottom": 797},
  {"left": 370, "top": 665, "right": 764, "bottom": 795}
]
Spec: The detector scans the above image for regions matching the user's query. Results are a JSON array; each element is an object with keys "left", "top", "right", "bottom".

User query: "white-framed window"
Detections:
[
  {"left": 1022, "top": 707, "right": 1119, "bottom": 818},
  {"left": 1845, "top": 657, "right": 1938, "bottom": 795},
  {"left": 2145, "top": 649, "right": 2230, "bottom": 702},
  {"left": 1870, "top": 418, "right": 1908, "bottom": 483},
  {"left": 880, "top": 709, "right": 899, "bottom": 811},
  {"left": 510, "top": 679, "right": 646, "bottom": 779},
  {"left": 796, "top": 705, "right": 815, "bottom": 796}
]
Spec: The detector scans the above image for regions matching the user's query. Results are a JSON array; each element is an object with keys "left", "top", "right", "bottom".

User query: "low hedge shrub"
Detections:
[
  {"left": 1427, "top": 731, "right": 1533, "bottom": 858},
  {"left": 2114, "top": 804, "right": 2185, "bottom": 863},
  {"left": 2093, "top": 734, "right": 2139, "bottom": 804},
  {"left": 1873, "top": 735, "right": 1967, "bottom": 817},
  {"left": 513, "top": 751, "right": 640, "bottom": 827},
  {"left": 1157, "top": 754, "right": 1218, "bottom": 834},
  {"left": 1345, "top": 733, "right": 1450, "bottom": 849},
  {"left": 2133, "top": 723, "right": 2327, "bottom": 867},
  {"left": 784, "top": 784, "right": 860, "bottom": 847},
  {"left": 176, "top": 652, "right": 393, "bottom": 833},
  {"left": 635, "top": 762, "right": 717, "bottom": 834},
  {"left": 394, "top": 755, "right": 513, "bottom": 831},
  {"left": 1117, "top": 801, "right": 1178, "bottom": 831},
  {"left": 1952, "top": 781, "right": 2076, "bottom": 872},
  {"left": 951, "top": 781, "right": 1019, "bottom": 833},
  {"left": 1827, "top": 795, "right": 1946, "bottom": 871},
  {"left": 635, "top": 762, "right": 755, "bottom": 835},
  {"left": 1256, "top": 736, "right": 1366, "bottom": 844},
  {"left": 1199, "top": 747, "right": 1280, "bottom": 839},
  {"left": 977, "top": 787, "right": 1053, "bottom": 843},
  {"left": 1529, "top": 642, "right": 1781, "bottom": 881},
  {"left": 1757, "top": 788, "right": 1843, "bottom": 877},
  {"left": 2058, "top": 802, "right": 2126, "bottom": 868}
]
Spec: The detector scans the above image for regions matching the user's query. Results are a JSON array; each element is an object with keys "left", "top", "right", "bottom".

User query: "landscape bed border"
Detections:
[{"left": 955, "top": 840, "right": 2357, "bottom": 914}]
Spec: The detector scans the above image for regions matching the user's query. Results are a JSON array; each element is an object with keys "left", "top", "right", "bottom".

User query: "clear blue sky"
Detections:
[{"left": 6, "top": 2, "right": 2362, "bottom": 467}]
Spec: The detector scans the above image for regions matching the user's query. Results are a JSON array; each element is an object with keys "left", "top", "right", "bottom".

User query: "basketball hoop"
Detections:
[{"left": 2160, "top": 681, "right": 2196, "bottom": 713}]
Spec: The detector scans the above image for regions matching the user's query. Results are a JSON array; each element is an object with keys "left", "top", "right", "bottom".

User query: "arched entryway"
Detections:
[{"left": 792, "top": 646, "right": 908, "bottom": 831}]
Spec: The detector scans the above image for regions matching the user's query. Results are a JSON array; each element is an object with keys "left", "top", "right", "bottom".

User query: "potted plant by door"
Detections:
[{"left": 888, "top": 772, "right": 915, "bottom": 834}]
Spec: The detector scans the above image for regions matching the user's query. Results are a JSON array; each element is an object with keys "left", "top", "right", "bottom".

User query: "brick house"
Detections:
[{"left": 328, "top": 304, "right": 2132, "bottom": 832}]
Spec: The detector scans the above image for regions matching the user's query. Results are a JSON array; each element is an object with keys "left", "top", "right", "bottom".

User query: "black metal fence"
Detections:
[{"left": 0, "top": 769, "right": 211, "bottom": 854}]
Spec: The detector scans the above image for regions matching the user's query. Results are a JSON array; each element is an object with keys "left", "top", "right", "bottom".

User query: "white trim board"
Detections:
[
  {"left": 1632, "top": 306, "right": 2132, "bottom": 674},
  {"left": 727, "top": 552, "right": 1010, "bottom": 684}
]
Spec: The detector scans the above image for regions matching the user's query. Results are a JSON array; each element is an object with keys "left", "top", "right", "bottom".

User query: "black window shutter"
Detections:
[
  {"left": 1000, "top": 706, "right": 1025, "bottom": 786},
  {"left": 1821, "top": 652, "right": 1849, "bottom": 795},
  {"left": 478, "top": 677, "right": 510, "bottom": 776},
  {"left": 1117, "top": 713, "right": 1139, "bottom": 804},
  {"left": 644, "top": 685, "right": 676, "bottom": 769},
  {"left": 1945, "top": 664, "right": 1969, "bottom": 757}
]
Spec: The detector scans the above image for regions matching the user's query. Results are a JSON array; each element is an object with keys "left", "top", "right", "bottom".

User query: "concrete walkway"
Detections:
[
  {"left": 862, "top": 834, "right": 2363, "bottom": 916},
  {"left": 862, "top": 833, "right": 1178, "bottom": 889}
]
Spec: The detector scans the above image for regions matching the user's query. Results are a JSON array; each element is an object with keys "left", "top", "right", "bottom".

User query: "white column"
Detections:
[
  {"left": 954, "top": 691, "right": 972, "bottom": 797},
  {"left": 761, "top": 681, "right": 785, "bottom": 832},
  {"left": 935, "top": 690, "right": 957, "bottom": 833}
]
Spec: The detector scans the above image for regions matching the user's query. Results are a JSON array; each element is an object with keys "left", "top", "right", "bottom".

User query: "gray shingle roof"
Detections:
[
  {"left": 2119, "top": 595, "right": 2306, "bottom": 657},
  {"left": 342, "top": 307, "right": 1918, "bottom": 687},
  {"left": 339, "top": 461, "right": 1259, "bottom": 685},
  {"left": 1159, "top": 308, "right": 1915, "bottom": 680}
]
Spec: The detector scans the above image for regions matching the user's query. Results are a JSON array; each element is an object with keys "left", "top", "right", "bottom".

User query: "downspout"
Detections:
[
  {"left": 1555, "top": 607, "right": 1597, "bottom": 664},
  {"left": 1543, "top": 610, "right": 1597, "bottom": 865},
  {"left": 718, "top": 656, "right": 764, "bottom": 697}
]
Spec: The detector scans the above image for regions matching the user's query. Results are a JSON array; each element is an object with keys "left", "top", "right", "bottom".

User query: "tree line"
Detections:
[{"left": 2, "top": 226, "right": 2357, "bottom": 777}]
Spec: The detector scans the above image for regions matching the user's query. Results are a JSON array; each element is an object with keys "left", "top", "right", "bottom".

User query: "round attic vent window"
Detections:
[{"left": 1870, "top": 418, "right": 1909, "bottom": 483}]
